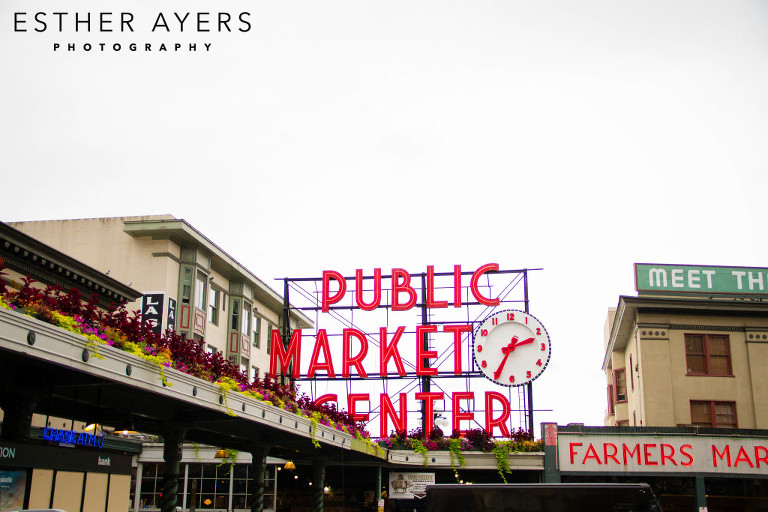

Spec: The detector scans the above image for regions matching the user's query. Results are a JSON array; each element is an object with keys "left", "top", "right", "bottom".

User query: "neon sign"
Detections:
[
  {"left": 42, "top": 426, "right": 105, "bottom": 449},
  {"left": 273, "top": 264, "right": 548, "bottom": 437}
]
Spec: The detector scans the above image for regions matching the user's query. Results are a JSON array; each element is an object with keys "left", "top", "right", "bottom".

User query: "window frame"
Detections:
[
  {"left": 613, "top": 368, "right": 627, "bottom": 403},
  {"left": 690, "top": 400, "right": 738, "bottom": 428},
  {"left": 684, "top": 333, "right": 733, "bottom": 376},
  {"left": 208, "top": 288, "right": 220, "bottom": 325},
  {"left": 253, "top": 317, "right": 261, "bottom": 349},
  {"left": 607, "top": 384, "right": 615, "bottom": 415}
]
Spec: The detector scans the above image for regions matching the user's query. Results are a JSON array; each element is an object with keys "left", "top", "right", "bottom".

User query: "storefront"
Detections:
[
  {"left": 543, "top": 424, "right": 768, "bottom": 512},
  {"left": 0, "top": 432, "right": 141, "bottom": 512}
]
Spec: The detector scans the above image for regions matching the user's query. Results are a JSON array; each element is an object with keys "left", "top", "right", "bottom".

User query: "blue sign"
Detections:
[{"left": 42, "top": 427, "right": 105, "bottom": 449}]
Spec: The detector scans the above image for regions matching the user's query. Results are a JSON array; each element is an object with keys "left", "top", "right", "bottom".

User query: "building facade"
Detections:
[
  {"left": 9, "top": 216, "right": 312, "bottom": 381},
  {"left": 604, "top": 263, "right": 768, "bottom": 428}
]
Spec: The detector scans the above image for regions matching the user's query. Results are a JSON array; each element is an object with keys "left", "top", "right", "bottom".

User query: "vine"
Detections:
[
  {"left": 492, "top": 442, "right": 512, "bottom": 483},
  {"left": 310, "top": 416, "right": 321, "bottom": 448},
  {"left": 448, "top": 437, "right": 466, "bottom": 480},
  {"left": 412, "top": 438, "right": 429, "bottom": 466},
  {"left": 216, "top": 378, "right": 239, "bottom": 417},
  {"left": 216, "top": 448, "right": 238, "bottom": 473}
]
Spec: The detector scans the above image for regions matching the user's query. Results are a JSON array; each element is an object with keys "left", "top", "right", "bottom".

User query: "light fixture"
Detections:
[
  {"left": 214, "top": 449, "right": 228, "bottom": 459},
  {"left": 84, "top": 423, "right": 97, "bottom": 432},
  {"left": 284, "top": 460, "right": 296, "bottom": 470}
]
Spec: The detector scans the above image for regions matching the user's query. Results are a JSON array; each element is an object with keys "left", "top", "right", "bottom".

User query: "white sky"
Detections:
[{"left": 2, "top": 0, "right": 768, "bottom": 435}]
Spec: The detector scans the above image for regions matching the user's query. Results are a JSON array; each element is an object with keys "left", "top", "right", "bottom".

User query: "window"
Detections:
[
  {"left": 208, "top": 289, "right": 220, "bottom": 325},
  {"left": 195, "top": 272, "right": 207, "bottom": 309},
  {"left": 253, "top": 367, "right": 259, "bottom": 380},
  {"left": 607, "top": 385, "right": 615, "bottom": 415},
  {"left": 242, "top": 305, "right": 251, "bottom": 335},
  {"left": 266, "top": 324, "right": 272, "bottom": 355},
  {"left": 691, "top": 401, "right": 737, "bottom": 428},
  {"left": 685, "top": 334, "right": 732, "bottom": 376},
  {"left": 253, "top": 317, "right": 261, "bottom": 348},
  {"left": 614, "top": 369, "right": 627, "bottom": 402},
  {"left": 181, "top": 267, "right": 192, "bottom": 304},
  {"left": 240, "top": 357, "right": 249, "bottom": 376},
  {"left": 231, "top": 299, "right": 240, "bottom": 331},
  {"left": 629, "top": 355, "right": 634, "bottom": 391},
  {"left": 206, "top": 344, "right": 216, "bottom": 355}
]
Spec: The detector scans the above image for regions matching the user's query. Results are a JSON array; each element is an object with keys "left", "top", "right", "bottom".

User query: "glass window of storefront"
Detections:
[{"left": 135, "top": 462, "right": 276, "bottom": 511}]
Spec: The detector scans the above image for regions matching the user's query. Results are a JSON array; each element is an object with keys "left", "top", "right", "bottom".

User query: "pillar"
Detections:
[
  {"left": 249, "top": 445, "right": 270, "bottom": 512},
  {"left": 160, "top": 427, "right": 185, "bottom": 512},
  {"left": 312, "top": 458, "right": 326, "bottom": 512},
  {"left": 0, "top": 389, "right": 39, "bottom": 441},
  {"left": 541, "top": 423, "right": 561, "bottom": 483},
  {"left": 694, "top": 475, "right": 707, "bottom": 511}
]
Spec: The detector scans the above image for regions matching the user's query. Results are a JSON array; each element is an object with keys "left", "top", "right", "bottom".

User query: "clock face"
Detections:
[{"left": 472, "top": 309, "right": 551, "bottom": 387}]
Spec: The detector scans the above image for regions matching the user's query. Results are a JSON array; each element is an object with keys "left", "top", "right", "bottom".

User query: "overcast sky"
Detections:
[{"left": 2, "top": 0, "right": 767, "bottom": 434}]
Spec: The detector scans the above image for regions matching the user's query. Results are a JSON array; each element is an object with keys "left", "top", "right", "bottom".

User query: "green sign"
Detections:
[{"left": 635, "top": 264, "right": 768, "bottom": 295}]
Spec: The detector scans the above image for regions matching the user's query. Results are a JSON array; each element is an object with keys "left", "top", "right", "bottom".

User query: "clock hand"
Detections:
[
  {"left": 493, "top": 336, "right": 518, "bottom": 380},
  {"left": 514, "top": 337, "right": 535, "bottom": 348}
]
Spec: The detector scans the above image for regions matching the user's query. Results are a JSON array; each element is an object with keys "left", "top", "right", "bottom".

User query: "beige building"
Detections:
[
  {"left": 604, "top": 264, "right": 768, "bottom": 428},
  {"left": 10, "top": 216, "right": 312, "bottom": 382}
]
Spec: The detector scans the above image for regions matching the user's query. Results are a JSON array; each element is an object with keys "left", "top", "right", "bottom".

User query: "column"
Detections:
[
  {"left": 160, "top": 427, "right": 186, "bottom": 512},
  {"left": 0, "top": 389, "right": 39, "bottom": 441},
  {"left": 312, "top": 458, "right": 326, "bottom": 512},
  {"left": 694, "top": 475, "right": 708, "bottom": 511},
  {"left": 249, "top": 445, "right": 270, "bottom": 512}
]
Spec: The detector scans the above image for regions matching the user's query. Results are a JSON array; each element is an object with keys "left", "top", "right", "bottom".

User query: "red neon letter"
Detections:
[
  {"left": 622, "top": 444, "right": 641, "bottom": 465},
  {"left": 680, "top": 444, "right": 694, "bottom": 466},
  {"left": 484, "top": 391, "right": 511, "bottom": 437},
  {"left": 713, "top": 445, "right": 732, "bottom": 467},
  {"left": 451, "top": 392, "right": 474, "bottom": 435},
  {"left": 380, "top": 393, "right": 408, "bottom": 436},
  {"left": 604, "top": 443, "right": 619, "bottom": 464},
  {"left": 734, "top": 446, "right": 754, "bottom": 468},
  {"left": 348, "top": 393, "right": 370, "bottom": 423},
  {"left": 756, "top": 446, "right": 768, "bottom": 468},
  {"left": 643, "top": 444, "right": 658, "bottom": 466},
  {"left": 391, "top": 268, "right": 417, "bottom": 311},
  {"left": 470, "top": 263, "right": 500, "bottom": 306},
  {"left": 444, "top": 324, "right": 471, "bottom": 374},
  {"left": 583, "top": 444, "right": 602, "bottom": 464},
  {"left": 269, "top": 329, "right": 302, "bottom": 379},
  {"left": 307, "top": 329, "right": 336, "bottom": 378},
  {"left": 660, "top": 444, "right": 677, "bottom": 466},
  {"left": 343, "top": 329, "right": 368, "bottom": 378},
  {"left": 426, "top": 265, "right": 448, "bottom": 308},
  {"left": 355, "top": 268, "right": 381, "bottom": 311},
  {"left": 569, "top": 443, "right": 583, "bottom": 465},
  {"left": 322, "top": 270, "right": 346, "bottom": 312},
  {"left": 416, "top": 392, "right": 444, "bottom": 433},
  {"left": 416, "top": 325, "right": 438, "bottom": 376},
  {"left": 313, "top": 394, "right": 338, "bottom": 407},
  {"left": 380, "top": 326, "right": 406, "bottom": 377}
]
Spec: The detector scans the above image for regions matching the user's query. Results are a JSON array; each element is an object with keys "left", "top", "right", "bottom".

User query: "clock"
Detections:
[{"left": 472, "top": 309, "right": 551, "bottom": 386}]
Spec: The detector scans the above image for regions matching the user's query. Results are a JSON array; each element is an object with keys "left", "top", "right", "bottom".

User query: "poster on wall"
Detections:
[
  {"left": 141, "top": 293, "right": 164, "bottom": 335},
  {"left": 167, "top": 297, "right": 177, "bottom": 332},
  {"left": 0, "top": 470, "right": 27, "bottom": 511},
  {"left": 388, "top": 472, "right": 435, "bottom": 499}
]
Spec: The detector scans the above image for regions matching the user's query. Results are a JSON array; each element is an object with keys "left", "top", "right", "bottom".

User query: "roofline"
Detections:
[
  {"left": 122, "top": 218, "right": 313, "bottom": 329},
  {"left": 602, "top": 294, "right": 768, "bottom": 371},
  {"left": 0, "top": 220, "right": 143, "bottom": 304}
]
